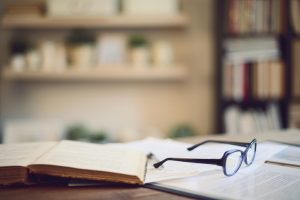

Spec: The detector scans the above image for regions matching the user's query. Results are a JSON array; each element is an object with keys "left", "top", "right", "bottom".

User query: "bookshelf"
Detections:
[{"left": 215, "top": 0, "right": 292, "bottom": 134}]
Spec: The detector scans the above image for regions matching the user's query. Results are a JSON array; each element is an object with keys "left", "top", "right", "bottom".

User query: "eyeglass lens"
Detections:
[
  {"left": 245, "top": 141, "right": 256, "bottom": 165},
  {"left": 225, "top": 151, "right": 243, "bottom": 176}
]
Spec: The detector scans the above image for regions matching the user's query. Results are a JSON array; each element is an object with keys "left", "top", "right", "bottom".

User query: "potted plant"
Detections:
[
  {"left": 128, "top": 35, "right": 150, "bottom": 68},
  {"left": 10, "top": 37, "right": 30, "bottom": 72},
  {"left": 66, "top": 31, "right": 95, "bottom": 70}
]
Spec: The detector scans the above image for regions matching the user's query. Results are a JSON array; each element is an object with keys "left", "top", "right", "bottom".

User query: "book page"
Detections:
[
  {"left": 151, "top": 164, "right": 300, "bottom": 200},
  {"left": 32, "top": 140, "right": 147, "bottom": 180},
  {"left": 267, "top": 146, "right": 300, "bottom": 167},
  {"left": 0, "top": 142, "right": 57, "bottom": 167}
]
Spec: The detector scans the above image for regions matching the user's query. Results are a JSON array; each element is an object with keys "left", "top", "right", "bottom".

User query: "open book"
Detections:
[{"left": 0, "top": 140, "right": 147, "bottom": 186}]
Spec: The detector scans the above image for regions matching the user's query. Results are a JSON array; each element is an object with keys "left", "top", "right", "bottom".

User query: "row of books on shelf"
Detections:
[
  {"left": 222, "top": 59, "right": 284, "bottom": 101},
  {"left": 227, "top": 0, "right": 282, "bottom": 34},
  {"left": 289, "top": 102, "right": 300, "bottom": 128},
  {"left": 224, "top": 103, "right": 281, "bottom": 135},
  {"left": 222, "top": 37, "right": 284, "bottom": 101}
]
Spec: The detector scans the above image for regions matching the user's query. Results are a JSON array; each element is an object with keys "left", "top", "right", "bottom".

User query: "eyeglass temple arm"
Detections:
[
  {"left": 187, "top": 140, "right": 250, "bottom": 151},
  {"left": 153, "top": 158, "right": 222, "bottom": 168}
]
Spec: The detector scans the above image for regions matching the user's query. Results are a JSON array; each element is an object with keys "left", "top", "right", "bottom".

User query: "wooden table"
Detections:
[
  {"left": 1, "top": 129, "right": 299, "bottom": 200},
  {"left": 0, "top": 185, "right": 192, "bottom": 200}
]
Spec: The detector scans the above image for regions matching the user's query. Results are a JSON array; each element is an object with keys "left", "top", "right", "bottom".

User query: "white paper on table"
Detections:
[{"left": 150, "top": 163, "right": 300, "bottom": 200}]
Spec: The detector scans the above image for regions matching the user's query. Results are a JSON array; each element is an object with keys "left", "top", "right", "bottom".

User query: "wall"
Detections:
[{"left": 0, "top": 0, "right": 215, "bottom": 140}]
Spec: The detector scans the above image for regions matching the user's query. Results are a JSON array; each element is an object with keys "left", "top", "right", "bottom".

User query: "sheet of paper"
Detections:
[
  {"left": 237, "top": 141, "right": 287, "bottom": 174},
  {"left": 110, "top": 138, "right": 287, "bottom": 183},
  {"left": 151, "top": 164, "right": 300, "bottom": 200},
  {"left": 267, "top": 146, "right": 300, "bottom": 167},
  {"left": 109, "top": 138, "right": 210, "bottom": 183},
  {"left": 0, "top": 142, "right": 57, "bottom": 167},
  {"left": 32, "top": 140, "right": 147, "bottom": 180}
]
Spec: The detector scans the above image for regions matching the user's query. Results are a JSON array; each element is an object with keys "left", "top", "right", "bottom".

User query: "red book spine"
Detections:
[{"left": 243, "top": 63, "right": 250, "bottom": 102}]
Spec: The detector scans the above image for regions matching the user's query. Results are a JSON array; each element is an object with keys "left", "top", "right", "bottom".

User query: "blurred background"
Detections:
[{"left": 0, "top": 0, "right": 299, "bottom": 144}]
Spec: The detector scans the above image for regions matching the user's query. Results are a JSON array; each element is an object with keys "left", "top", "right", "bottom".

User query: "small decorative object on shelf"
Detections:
[
  {"left": 26, "top": 48, "right": 41, "bottom": 71},
  {"left": 129, "top": 35, "right": 150, "bottom": 68},
  {"left": 66, "top": 31, "right": 95, "bottom": 70},
  {"left": 40, "top": 40, "right": 61, "bottom": 71},
  {"left": 96, "top": 33, "right": 127, "bottom": 66},
  {"left": 9, "top": 37, "right": 30, "bottom": 72},
  {"left": 152, "top": 40, "right": 174, "bottom": 67}
]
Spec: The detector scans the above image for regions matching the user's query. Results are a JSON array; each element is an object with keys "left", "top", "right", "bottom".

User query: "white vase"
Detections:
[
  {"left": 152, "top": 41, "right": 173, "bottom": 67},
  {"left": 11, "top": 54, "right": 26, "bottom": 72},
  {"left": 40, "top": 40, "right": 57, "bottom": 71},
  {"left": 26, "top": 50, "right": 41, "bottom": 71},
  {"left": 69, "top": 44, "right": 94, "bottom": 70},
  {"left": 130, "top": 47, "right": 150, "bottom": 68}
]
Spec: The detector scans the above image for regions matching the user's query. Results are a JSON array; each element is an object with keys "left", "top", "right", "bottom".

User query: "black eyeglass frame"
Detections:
[{"left": 153, "top": 139, "right": 257, "bottom": 176}]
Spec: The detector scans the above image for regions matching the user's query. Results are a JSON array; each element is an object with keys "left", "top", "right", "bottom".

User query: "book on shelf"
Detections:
[
  {"left": 293, "top": 40, "right": 300, "bottom": 98},
  {"left": 222, "top": 38, "right": 284, "bottom": 102},
  {"left": 227, "top": 0, "right": 283, "bottom": 34},
  {"left": 224, "top": 103, "right": 282, "bottom": 134},
  {"left": 291, "top": 0, "right": 300, "bottom": 34},
  {"left": 0, "top": 140, "right": 147, "bottom": 186},
  {"left": 289, "top": 102, "right": 300, "bottom": 128}
]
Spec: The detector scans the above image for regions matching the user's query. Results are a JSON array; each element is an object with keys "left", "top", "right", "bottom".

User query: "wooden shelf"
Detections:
[
  {"left": 1, "top": 15, "right": 188, "bottom": 29},
  {"left": 222, "top": 99, "right": 286, "bottom": 110},
  {"left": 2, "top": 66, "right": 188, "bottom": 82},
  {"left": 224, "top": 33, "right": 282, "bottom": 39},
  {"left": 291, "top": 97, "right": 300, "bottom": 103}
]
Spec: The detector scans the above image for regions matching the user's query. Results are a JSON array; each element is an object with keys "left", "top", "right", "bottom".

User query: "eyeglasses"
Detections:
[{"left": 153, "top": 139, "right": 257, "bottom": 176}]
